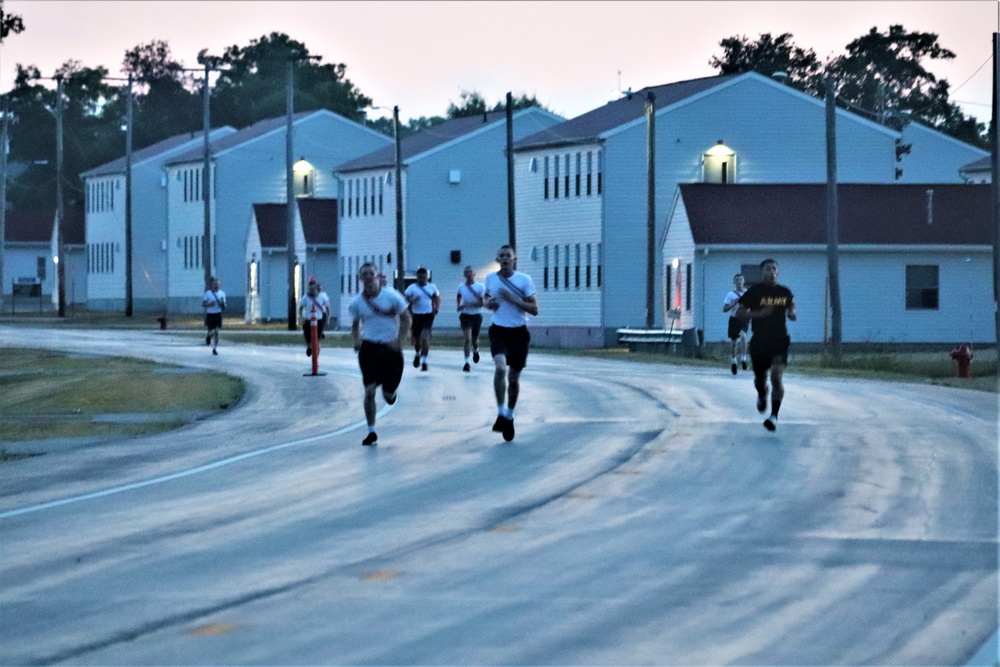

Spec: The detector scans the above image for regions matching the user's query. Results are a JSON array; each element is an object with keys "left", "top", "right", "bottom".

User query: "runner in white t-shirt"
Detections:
[
  {"left": 456, "top": 265, "right": 486, "bottom": 372},
  {"left": 201, "top": 277, "right": 226, "bottom": 356},
  {"left": 349, "top": 262, "right": 412, "bottom": 446},
  {"left": 483, "top": 245, "right": 538, "bottom": 442},
  {"left": 722, "top": 273, "right": 749, "bottom": 375},
  {"left": 403, "top": 267, "right": 439, "bottom": 371}
]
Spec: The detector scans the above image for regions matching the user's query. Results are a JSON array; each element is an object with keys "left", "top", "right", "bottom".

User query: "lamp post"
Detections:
[
  {"left": 285, "top": 53, "right": 322, "bottom": 330},
  {"left": 55, "top": 75, "right": 65, "bottom": 318},
  {"left": 366, "top": 105, "right": 405, "bottom": 292},
  {"left": 124, "top": 73, "right": 133, "bottom": 316},
  {"left": 0, "top": 95, "right": 9, "bottom": 313}
]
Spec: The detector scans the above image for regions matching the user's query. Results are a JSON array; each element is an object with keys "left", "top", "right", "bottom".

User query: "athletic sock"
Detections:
[
  {"left": 498, "top": 405, "right": 506, "bottom": 417},
  {"left": 507, "top": 407, "right": 515, "bottom": 420},
  {"left": 731, "top": 357, "right": 737, "bottom": 364},
  {"left": 368, "top": 425, "right": 376, "bottom": 434},
  {"left": 464, "top": 356, "right": 470, "bottom": 364},
  {"left": 420, "top": 355, "right": 427, "bottom": 365}
]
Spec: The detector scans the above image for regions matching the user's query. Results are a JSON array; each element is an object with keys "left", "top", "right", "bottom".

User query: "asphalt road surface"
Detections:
[{"left": 0, "top": 327, "right": 997, "bottom": 666}]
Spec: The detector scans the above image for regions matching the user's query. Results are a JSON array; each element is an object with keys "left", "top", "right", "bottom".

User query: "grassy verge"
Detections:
[{"left": 0, "top": 347, "right": 244, "bottom": 447}]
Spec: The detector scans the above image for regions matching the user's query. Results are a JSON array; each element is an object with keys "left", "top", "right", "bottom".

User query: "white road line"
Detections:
[{"left": 0, "top": 404, "right": 395, "bottom": 520}]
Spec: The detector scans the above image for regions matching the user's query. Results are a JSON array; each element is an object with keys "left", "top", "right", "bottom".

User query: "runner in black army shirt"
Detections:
[{"left": 736, "top": 258, "right": 796, "bottom": 431}]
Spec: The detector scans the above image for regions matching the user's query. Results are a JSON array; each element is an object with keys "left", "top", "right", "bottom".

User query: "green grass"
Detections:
[{"left": 0, "top": 347, "right": 244, "bottom": 446}]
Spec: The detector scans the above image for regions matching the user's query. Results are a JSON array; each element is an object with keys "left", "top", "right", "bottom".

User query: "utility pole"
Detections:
[
  {"left": 124, "top": 73, "right": 134, "bottom": 316},
  {"left": 992, "top": 33, "right": 1000, "bottom": 350},
  {"left": 286, "top": 56, "right": 296, "bottom": 329},
  {"left": 825, "top": 78, "right": 842, "bottom": 360},
  {"left": 506, "top": 92, "right": 515, "bottom": 248},
  {"left": 0, "top": 95, "right": 8, "bottom": 313},
  {"left": 202, "top": 62, "right": 213, "bottom": 291},
  {"left": 55, "top": 76, "right": 66, "bottom": 318},
  {"left": 645, "top": 91, "right": 656, "bottom": 330},
  {"left": 393, "top": 105, "right": 404, "bottom": 292}
]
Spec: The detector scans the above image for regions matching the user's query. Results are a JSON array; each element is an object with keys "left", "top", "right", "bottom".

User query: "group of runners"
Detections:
[
  {"left": 348, "top": 244, "right": 537, "bottom": 446},
  {"left": 202, "top": 250, "right": 796, "bottom": 445}
]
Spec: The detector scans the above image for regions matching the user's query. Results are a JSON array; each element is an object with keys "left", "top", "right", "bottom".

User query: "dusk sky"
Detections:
[{"left": 1, "top": 1, "right": 997, "bottom": 125}]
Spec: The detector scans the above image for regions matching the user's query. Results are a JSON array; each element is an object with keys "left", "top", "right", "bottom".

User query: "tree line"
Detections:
[{"left": 0, "top": 0, "right": 989, "bottom": 215}]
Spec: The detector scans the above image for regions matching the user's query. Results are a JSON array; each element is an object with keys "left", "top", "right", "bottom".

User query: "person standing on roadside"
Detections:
[
  {"left": 456, "top": 265, "right": 486, "bottom": 372},
  {"left": 735, "top": 259, "right": 796, "bottom": 432},
  {"left": 298, "top": 277, "right": 330, "bottom": 357},
  {"left": 201, "top": 277, "right": 226, "bottom": 356},
  {"left": 349, "top": 263, "right": 412, "bottom": 447},
  {"left": 722, "top": 273, "right": 749, "bottom": 375},
  {"left": 484, "top": 245, "right": 538, "bottom": 442},
  {"left": 404, "top": 267, "right": 439, "bottom": 371}
]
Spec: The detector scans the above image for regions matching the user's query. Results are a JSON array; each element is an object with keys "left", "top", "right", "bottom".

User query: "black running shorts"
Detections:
[
  {"left": 358, "top": 341, "right": 404, "bottom": 392},
  {"left": 489, "top": 324, "right": 531, "bottom": 371},
  {"left": 749, "top": 334, "right": 790, "bottom": 372},
  {"left": 727, "top": 316, "right": 749, "bottom": 340},
  {"left": 459, "top": 313, "right": 482, "bottom": 338},
  {"left": 204, "top": 312, "right": 222, "bottom": 330},
  {"left": 411, "top": 312, "right": 436, "bottom": 338}
]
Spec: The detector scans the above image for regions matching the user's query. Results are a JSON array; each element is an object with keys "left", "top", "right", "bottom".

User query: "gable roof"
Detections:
[
  {"left": 80, "top": 127, "right": 237, "bottom": 178},
  {"left": 166, "top": 108, "right": 384, "bottom": 166},
  {"left": 3, "top": 206, "right": 84, "bottom": 244},
  {"left": 960, "top": 156, "right": 991, "bottom": 173},
  {"left": 252, "top": 198, "right": 338, "bottom": 248},
  {"left": 336, "top": 109, "right": 516, "bottom": 173},
  {"left": 512, "top": 74, "right": 741, "bottom": 151},
  {"left": 298, "top": 198, "right": 338, "bottom": 245},
  {"left": 4, "top": 209, "right": 55, "bottom": 243},
  {"left": 252, "top": 203, "right": 289, "bottom": 248},
  {"left": 678, "top": 183, "right": 991, "bottom": 246}
]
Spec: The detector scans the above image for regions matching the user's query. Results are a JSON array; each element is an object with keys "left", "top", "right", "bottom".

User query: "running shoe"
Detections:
[
  {"left": 384, "top": 391, "right": 397, "bottom": 405},
  {"left": 421, "top": 363, "right": 428, "bottom": 372},
  {"left": 731, "top": 363, "right": 738, "bottom": 375},
  {"left": 362, "top": 432, "right": 378, "bottom": 446},
  {"left": 212, "top": 349, "right": 218, "bottom": 356},
  {"left": 473, "top": 350, "right": 480, "bottom": 364},
  {"left": 741, "top": 360, "right": 748, "bottom": 370},
  {"left": 502, "top": 418, "right": 515, "bottom": 442},
  {"left": 763, "top": 417, "right": 777, "bottom": 431},
  {"left": 463, "top": 363, "right": 471, "bottom": 372},
  {"left": 413, "top": 355, "right": 420, "bottom": 368},
  {"left": 492, "top": 416, "right": 507, "bottom": 432},
  {"left": 306, "top": 346, "right": 312, "bottom": 356}
]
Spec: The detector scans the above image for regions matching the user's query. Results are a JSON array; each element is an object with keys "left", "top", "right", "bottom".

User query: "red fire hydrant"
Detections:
[{"left": 950, "top": 343, "right": 973, "bottom": 378}]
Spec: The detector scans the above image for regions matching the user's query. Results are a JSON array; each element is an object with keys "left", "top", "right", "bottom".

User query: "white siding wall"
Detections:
[
  {"left": 515, "top": 146, "right": 604, "bottom": 327},
  {"left": 660, "top": 193, "right": 697, "bottom": 331},
  {"left": 898, "top": 122, "right": 989, "bottom": 184},
  {"left": 165, "top": 164, "right": 217, "bottom": 308},
  {"left": 85, "top": 175, "right": 126, "bottom": 302},
  {"left": 694, "top": 247, "right": 993, "bottom": 344},
  {"left": 603, "top": 76, "right": 901, "bottom": 334},
  {"left": 337, "top": 167, "right": 400, "bottom": 324}
]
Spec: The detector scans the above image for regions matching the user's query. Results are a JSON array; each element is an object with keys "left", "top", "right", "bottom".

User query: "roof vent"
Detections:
[
  {"left": 926, "top": 189, "right": 934, "bottom": 225},
  {"left": 772, "top": 71, "right": 788, "bottom": 84}
]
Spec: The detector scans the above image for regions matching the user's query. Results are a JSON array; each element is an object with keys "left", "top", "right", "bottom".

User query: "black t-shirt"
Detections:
[{"left": 738, "top": 282, "right": 794, "bottom": 341}]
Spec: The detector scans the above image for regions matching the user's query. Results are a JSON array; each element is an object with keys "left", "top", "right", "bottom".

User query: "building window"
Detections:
[
  {"left": 363, "top": 178, "right": 368, "bottom": 216},
  {"left": 564, "top": 244, "right": 570, "bottom": 288},
  {"left": 37, "top": 256, "right": 46, "bottom": 280},
  {"left": 596, "top": 242, "right": 602, "bottom": 287},
  {"left": 586, "top": 152, "right": 593, "bottom": 196},
  {"left": 666, "top": 264, "right": 672, "bottom": 308},
  {"left": 564, "top": 154, "right": 570, "bottom": 197},
  {"left": 906, "top": 265, "right": 939, "bottom": 310},
  {"left": 543, "top": 246, "right": 549, "bottom": 289},
  {"left": 553, "top": 245, "right": 560, "bottom": 289},
  {"left": 293, "top": 159, "right": 315, "bottom": 198},
  {"left": 347, "top": 181, "right": 353, "bottom": 217},
  {"left": 371, "top": 176, "right": 377, "bottom": 213},
  {"left": 585, "top": 243, "right": 592, "bottom": 288},
  {"left": 573, "top": 243, "right": 580, "bottom": 289},
  {"left": 554, "top": 155, "right": 559, "bottom": 198},
  {"left": 685, "top": 263, "right": 692, "bottom": 311},
  {"left": 575, "top": 153, "right": 581, "bottom": 196},
  {"left": 355, "top": 178, "right": 361, "bottom": 216},
  {"left": 597, "top": 150, "right": 603, "bottom": 195},
  {"left": 379, "top": 176, "right": 384, "bottom": 214},
  {"left": 543, "top": 157, "right": 549, "bottom": 199}
]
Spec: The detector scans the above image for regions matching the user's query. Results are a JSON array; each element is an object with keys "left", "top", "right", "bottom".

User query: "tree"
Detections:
[
  {"left": 709, "top": 32, "right": 822, "bottom": 93},
  {"left": 201, "top": 32, "right": 372, "bottom": 129},
  {"left": 119, "top": 40, "right": 201, "bottom": 149},
  {"left": 709, "top": 26, "right": 988, "bottom": 148},
  {"left": 447, "top": 89, "right": 547, "bottom": 119},
  {"left": 0, "top": 0, "right": 25, "bottom": 43}
]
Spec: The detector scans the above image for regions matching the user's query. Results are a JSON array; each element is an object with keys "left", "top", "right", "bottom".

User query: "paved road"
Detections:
[{"left": 0, "top": 327, "right": 996, "bottom": 665}]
